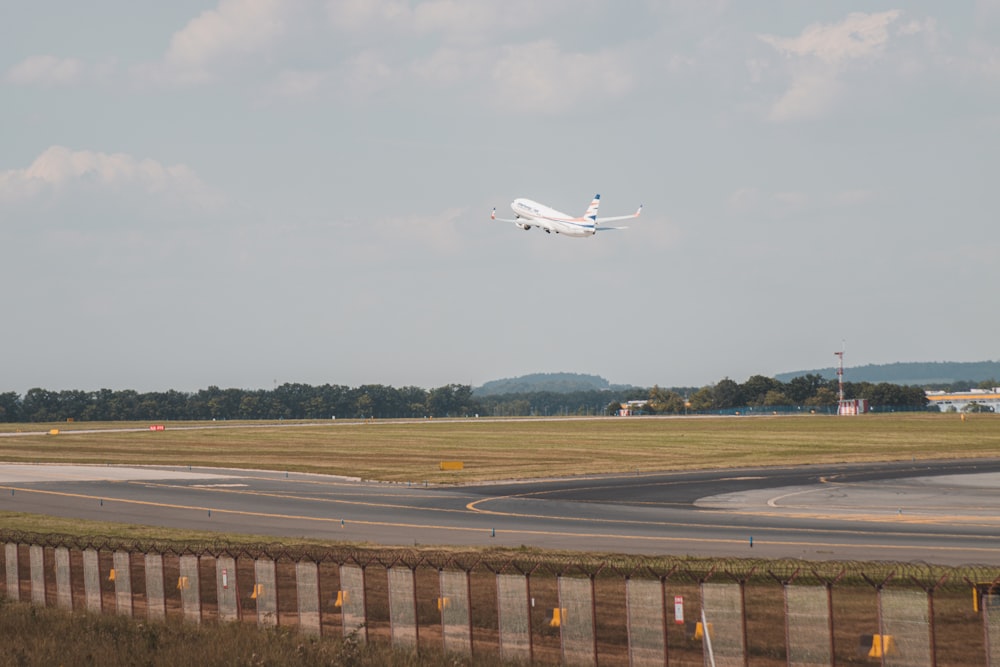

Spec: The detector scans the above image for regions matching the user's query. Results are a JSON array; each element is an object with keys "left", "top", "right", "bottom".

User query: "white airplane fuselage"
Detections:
[
  {"left": 491, "top": 193, "right": 641, "bottom": 238},
  {"left": 509, "top": 198, "right": 597, "bottom": 237}
]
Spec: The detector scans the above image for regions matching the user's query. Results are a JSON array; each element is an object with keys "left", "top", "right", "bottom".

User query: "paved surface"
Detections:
[{"left": 1, "top": 459, "right": 999, "bottom": 565}]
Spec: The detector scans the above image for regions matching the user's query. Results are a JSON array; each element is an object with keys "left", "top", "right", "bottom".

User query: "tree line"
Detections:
[
  {"left": 641, "top": 374, "right": 928, "bottom": 414},
  {"left": 0, "top": 374, "right": 936, "bottom": 423},
  {"left": 0, "top": 384, "right": 480, "bottom": 423},
  {"left": 479, "top": 374, "right": 930, "bottom": 416}
]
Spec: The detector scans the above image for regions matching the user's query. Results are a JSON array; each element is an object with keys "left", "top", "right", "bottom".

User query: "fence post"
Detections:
[
  {"left": 113, "top": 551, "right": 133, "bottom": 617},
  {"left": 388, "top": 566, "right": 418, "bottom": 648},
  {"left": 216, "top": 555, "right": 239, "bottom": 622},
  {"left": 339, "top": 563, "right": 368, "bottom": 643},
  {"left": 295, "top": 560, "right": 321, "bottom": 636},
  {"left": 5, "top": 543, "right": 20, "bottom": 601},
  {"left": 82, "top": 548, "right": 102, "bottom": 613},
  {"left": 145, "top": 553, "right": 166, "bottom": 621},
  {"left": 254, "top": 558, "right": 278, "bottom": 627},
  {"left": 55, "top": 546, "right": 72, "bottom": 610},
  {"left": 179, "top": 554, "right": 202, "bottom": 624},
  {"left": 29, "top": 544, "right": 45, "bottom": 605}
]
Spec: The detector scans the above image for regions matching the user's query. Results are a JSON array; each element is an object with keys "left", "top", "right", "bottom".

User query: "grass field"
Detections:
[
  {"left": 1, "top": 413, "right": 997, "bottom": 484},
  {"left": 2, "top": 414, "right": 997, "bottom": 666}
]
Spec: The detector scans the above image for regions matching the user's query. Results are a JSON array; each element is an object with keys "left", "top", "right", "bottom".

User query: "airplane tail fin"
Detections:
[{"left": 584, "top": 194, "right": 600, "bottom": 222}]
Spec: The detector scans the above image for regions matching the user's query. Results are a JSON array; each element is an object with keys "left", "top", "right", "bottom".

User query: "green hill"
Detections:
[
  {"left": 475, "top": 372, "right": 632, "bottom": 396},
  {"left": 775, "top": 361, "right": 1000, "bottom": 385}
]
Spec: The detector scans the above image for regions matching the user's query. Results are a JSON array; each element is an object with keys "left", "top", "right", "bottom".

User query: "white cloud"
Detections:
[
  {"left": 727, "top": 187, "right": 761, "bottom": 212},
  {"left": 341, "top": 50, "right": 395, "bottom": 99},
  {"left": 491, "top": 40, "right": 635, "bottom": 114},
  {"left": 5, "top": 56, "right": 86, "bottom": 86},
  {"left": 0, "top": 146, "right": 217, "bottom": 211},
  {"left": 160, "top": 0, "right": 294, "bottom": 83},
  {"left": 760, "top": 11, "right": 902, "bottom": 65},
  {"left": 968, "top": 38, "right": 1000, "bottom": 80},
  {"left": 759, "top": 11, "right": 908, "bottom": 122},
  {"left": 768, "top": 70, "right": 844, "bottom": 122},
  {"left": 326, "top": 0, "right": 409, "bottom": 31},
  {"left": 327, "top": 0, "right": 558, "bottom": 42}
]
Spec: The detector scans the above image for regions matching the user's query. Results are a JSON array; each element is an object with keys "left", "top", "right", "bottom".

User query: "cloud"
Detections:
[
  {"left": 760, "top": 11, "right": 902, "bottom": 65},
  {"left": 5, "top": 56, "right": 87, "bottom": 86},
  {"left": 768, "top": 70, "right": 844, "bottom": 122},
  {"left": 159, "top": 0, "right": 293, "bottom": 84},
  {"left": 340, "top": 50, "right": 395, "bottom": 99},
  {"left": 0, "top": 146, "right": 218, "bottom": 213},
  {"left": 327, "top": 0, "right": 558, "bottom": 42},
  {"left": 758, "top": 11, "right": 909, "bottom": 122},
  {"left": 491, "top": 40, "right": 635, "bottom": 114}
]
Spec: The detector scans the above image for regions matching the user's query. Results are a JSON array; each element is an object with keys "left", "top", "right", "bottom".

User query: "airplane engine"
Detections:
[{"left": 517, "top": 223, "right": 531, "bottom": 231}]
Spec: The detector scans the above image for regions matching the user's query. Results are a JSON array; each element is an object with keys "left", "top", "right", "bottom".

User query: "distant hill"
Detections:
[
  {"left": 775, "top": 361, "right": 1000, "bottom": 385},
  {"left": 474, "top": 372, "right": 633, "bottom": 396}
]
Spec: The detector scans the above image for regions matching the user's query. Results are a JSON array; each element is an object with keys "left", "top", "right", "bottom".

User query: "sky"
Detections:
[{"left": 1, "top": 1, "right": 998, "bottom": 394}]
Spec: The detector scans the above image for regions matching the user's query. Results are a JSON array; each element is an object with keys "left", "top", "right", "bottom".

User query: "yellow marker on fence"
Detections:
[
  {"left": 868, "top": 634, "right": 895, "bottom": 658},
  {"left": 177, "top": 576, "right": 189, "bottom": 591},
  {"left": 549, "top": 608, "right": 566, "bottom": 627},
  {"left": 694, "top": 622, "right": 713, "bottom": 640},
  {"left": 251, "top": 584, "right": 264, "bottom": 599},
  {"left": 439, "top": 461, "right": 464, "bottom": 471},
  {"left": 437, "top": 597, "right": 450, "bottom": 611},
  {"left": 335, "top": 590, "right": 348, "bottom": 607},
  {"left": 108, "top": 569, "right": 116, "bottom": 582}
]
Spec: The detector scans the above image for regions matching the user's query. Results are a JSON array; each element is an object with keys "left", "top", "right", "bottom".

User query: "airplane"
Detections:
[{"left": 491, "top": 194, "right": 642, "bottom": 238}]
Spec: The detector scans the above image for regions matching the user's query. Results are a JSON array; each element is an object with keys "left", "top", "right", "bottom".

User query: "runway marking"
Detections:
[
  {"left": 767, "top": 488, "right": 825, "bottom": 507},
  {"left": 8, "top": 481, "right": 994, "bottom": 546},
  {"left": 1, "top": 485, "right": 998, "bottom": 555},
  {"left": 127, "top": 481, "right": 478, "bottom": 514},
  {"left": 477, "top": 476, "right": 712, "bottom": 498},
  {"left": 463, "top": 495, "right": 1000, "bottom": 540},
  {"left": 135, "top": 481, "right": 469, "bottom": 501},
  {"left": 0, "top": 486, "right": 996, "bottom": 554},
  {"left": 729, "top": 508, "right": 1000, "bottom": 528}
]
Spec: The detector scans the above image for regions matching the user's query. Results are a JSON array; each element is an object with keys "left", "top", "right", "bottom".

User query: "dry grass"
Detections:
[
  {"left": 1, "top": 413, "right": 997, "bottom": 483},
  {"left": 0, "top": 598, "right": 524, "bottom": 667}
]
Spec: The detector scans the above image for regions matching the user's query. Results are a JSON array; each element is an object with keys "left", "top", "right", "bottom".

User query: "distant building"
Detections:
[
  {"left": 838, "top": 399, "right": 869, "bottom": 415},
  {"left": 618, "top": 400, "right": 648, "bottom": 416},
  {"left": 925, "top": 388, "right": 1000, "bottom": 412}
]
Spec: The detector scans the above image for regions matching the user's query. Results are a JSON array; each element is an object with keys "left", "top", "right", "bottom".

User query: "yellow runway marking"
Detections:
[
  {"left": 2, "top": 484, "right": 999, "bottom": 555},
  {"left": 465, "top": 496, "right": 999, "bottom": 541},
  {"left": 127, "top": 481, "right": 475, "bottom": 515}
]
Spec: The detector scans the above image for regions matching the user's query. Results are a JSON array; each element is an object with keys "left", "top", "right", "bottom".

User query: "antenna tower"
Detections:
[{"left": 834, "top": 344, "right": 845, "bottom": 403}]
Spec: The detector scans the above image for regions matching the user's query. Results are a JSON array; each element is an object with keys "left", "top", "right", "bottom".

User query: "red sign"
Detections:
[
  {"left": 149, "top": 425, "right": 165, "bottom": 431},
  {"left": 674, "top": 595, "right": 684, "bottom": 624}
]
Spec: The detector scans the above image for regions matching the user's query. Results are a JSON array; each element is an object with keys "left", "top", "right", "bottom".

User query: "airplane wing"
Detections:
[
  {"left": 595, "top": 225, "right": 629, "bottom": 231},
  {"left": 595, "top": 204, "right": 643, "bottom": 224},
  {"left": 491, "top": 208, "right": 522, "bottom": 224}
]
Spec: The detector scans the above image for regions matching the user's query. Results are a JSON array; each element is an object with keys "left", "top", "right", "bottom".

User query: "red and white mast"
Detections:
[{"left": 834, "top": 343, "right": 845, "bottom": 403}]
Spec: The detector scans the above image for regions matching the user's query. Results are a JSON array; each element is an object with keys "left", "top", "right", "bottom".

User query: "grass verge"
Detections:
[{"left": 1, "top": 413, "right": 997, "bottom": 483}]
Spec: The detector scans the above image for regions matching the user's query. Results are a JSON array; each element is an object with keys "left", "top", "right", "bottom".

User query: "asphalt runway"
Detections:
[{"left": 1, "top": 459, "right": 999, "bottom": 565}]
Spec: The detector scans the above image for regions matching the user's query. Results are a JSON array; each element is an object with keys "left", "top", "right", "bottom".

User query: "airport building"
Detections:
[{"left": 925, "top": 388, "right": 1000, "bottom": 412}]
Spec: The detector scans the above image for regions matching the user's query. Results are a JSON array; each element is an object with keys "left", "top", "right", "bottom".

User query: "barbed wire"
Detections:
[{"left": 2, "top": 530, "right": 996, "bottom": 590}]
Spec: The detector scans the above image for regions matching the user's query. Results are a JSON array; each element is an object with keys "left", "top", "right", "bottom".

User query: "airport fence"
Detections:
[{"left": 2, "top": 531, "right": 1000, "bottom": 666}]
